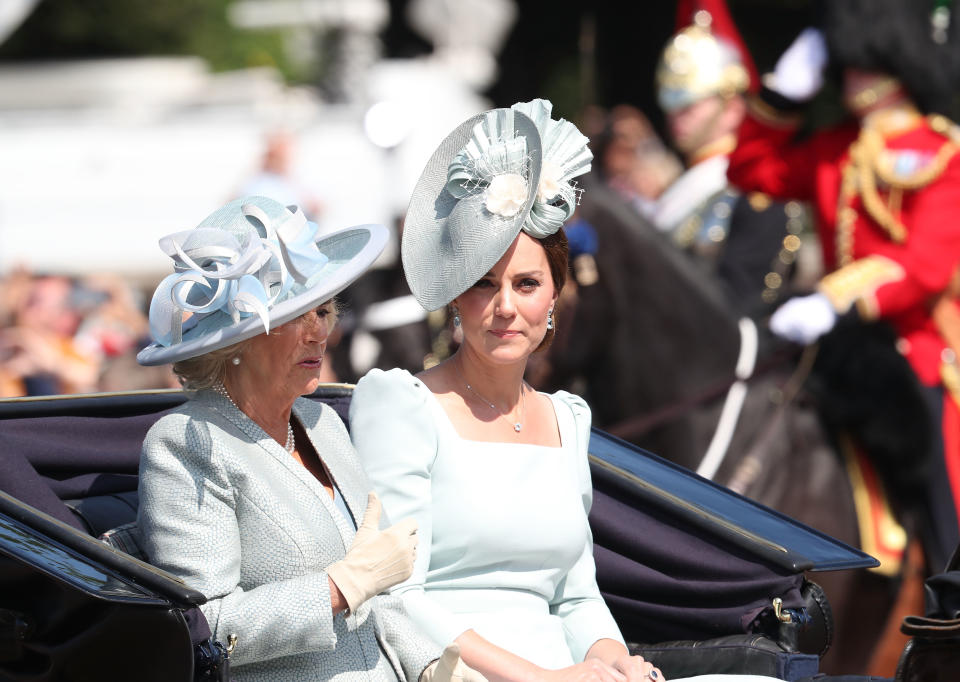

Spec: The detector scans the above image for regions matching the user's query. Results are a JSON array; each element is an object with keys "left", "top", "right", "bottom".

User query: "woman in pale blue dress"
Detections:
[{"left": 350, "top": 100, "right": 786, "bottom": 682}]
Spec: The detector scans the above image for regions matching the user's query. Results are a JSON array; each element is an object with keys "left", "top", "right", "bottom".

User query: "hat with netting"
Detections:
[
  {"left": 401, "top": 99, "right": 593, "bottom": 311},
  {"left": 138, "top": 196, "right": 388, "bottom": 365}
]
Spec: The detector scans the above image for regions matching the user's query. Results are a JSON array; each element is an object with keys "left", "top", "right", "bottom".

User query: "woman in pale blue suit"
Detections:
[
  {"left": 135, "top": 197, "right": 472, "bottom": 682},
  {"left": 350, "top": 102, "right": 788, "bottom": 682}
]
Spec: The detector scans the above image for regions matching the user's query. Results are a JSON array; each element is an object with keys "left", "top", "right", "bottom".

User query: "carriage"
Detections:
[{"left": 0, "top": 385, "right": 893, "bottom": 681}]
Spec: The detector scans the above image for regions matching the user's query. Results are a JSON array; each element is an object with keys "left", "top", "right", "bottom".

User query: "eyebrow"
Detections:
[{"left": 482, "top": 269, "right": 546, "bottom": 278}]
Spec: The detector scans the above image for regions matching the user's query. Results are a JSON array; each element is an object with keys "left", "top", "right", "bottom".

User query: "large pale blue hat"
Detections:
[
  {"left": 138, "top": 196, "right": 388, "bottom": 365},
  {"left": 401, "top": 99, "right": 593, "bottom": 311}
]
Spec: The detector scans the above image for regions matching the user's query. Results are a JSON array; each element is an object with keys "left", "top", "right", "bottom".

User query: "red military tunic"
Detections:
[
  {"left": 729, "top": 99, "right": 960, "bottom": 540},
  {"left": 729, "top": 103, "right": 960, "bottom": 387}
]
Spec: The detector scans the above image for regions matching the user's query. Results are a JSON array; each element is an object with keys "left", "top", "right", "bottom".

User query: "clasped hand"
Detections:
[
  {"left": 545, "top": 654, "right": 664, "bottom": 682},
  {"left": 327, "top": 492, "right": 418, "bottom": 614}
]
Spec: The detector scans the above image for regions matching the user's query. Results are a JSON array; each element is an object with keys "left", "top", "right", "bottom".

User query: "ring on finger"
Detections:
[{"left": 645, "top": 671, "right": 659, "bottom": 681}]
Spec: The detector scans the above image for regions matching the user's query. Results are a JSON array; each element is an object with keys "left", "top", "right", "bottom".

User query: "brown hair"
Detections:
[{"left": 534, "top": 229, "right": 569, "bottom": 352}]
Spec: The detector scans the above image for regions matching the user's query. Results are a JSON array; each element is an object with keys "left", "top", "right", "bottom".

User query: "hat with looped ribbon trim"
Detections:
[
  {"left": 137, "top": 196, "right": 388, "bottom": 365},
  {"left": 401, "top": 99, "right": 593, "bottom": 311}
]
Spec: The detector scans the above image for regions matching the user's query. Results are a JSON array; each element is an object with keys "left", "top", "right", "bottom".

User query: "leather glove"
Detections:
[
  {"left": 769, "top": 292, "right": 837, "bottom": 344},
  {"left": 420, "top": 644, "right": 488, "bottom": 682},
  {"left": 327, "top": 492, "right": 417, "bottom": 614},
  {"left": 766, "top": 28, "right": 828, "bottom": 102}
]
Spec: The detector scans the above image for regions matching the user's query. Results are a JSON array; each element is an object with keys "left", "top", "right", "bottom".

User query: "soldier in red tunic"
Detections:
[{"left": 727, "top": 0, "right": 960, "bottom": 571}]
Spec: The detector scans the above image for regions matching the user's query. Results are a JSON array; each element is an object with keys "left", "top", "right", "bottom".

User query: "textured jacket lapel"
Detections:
[
  {"left": 294, "top": 398, "right": 368, "bottom": 529},
  {"left": 202, "top": 391, "right": 350, "bottom": 540}
]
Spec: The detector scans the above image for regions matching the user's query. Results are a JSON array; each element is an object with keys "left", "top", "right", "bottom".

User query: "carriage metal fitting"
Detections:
[
  {"left": 226, "top": 633, "right": 238, "bottom": 654},
  {"left": 773, "top": 597, "right": 793, "bottom": 623}
]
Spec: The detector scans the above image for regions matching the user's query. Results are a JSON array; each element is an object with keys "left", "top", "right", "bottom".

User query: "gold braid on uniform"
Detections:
[{"left": 836, "top": 114, "right": 960, "bottom": 267}]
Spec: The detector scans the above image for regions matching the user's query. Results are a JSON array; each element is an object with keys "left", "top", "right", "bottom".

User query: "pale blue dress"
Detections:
[
  {"left": 350, "top": 368, "right": 787, "bottom": 682},
  {"left": 349, "top": 368, "right": 624, "bottom": 669}
]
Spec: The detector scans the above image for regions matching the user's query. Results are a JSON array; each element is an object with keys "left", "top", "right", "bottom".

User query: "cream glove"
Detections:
[
  {"left": 767, "top": 28, "right": 828, "bottom": 102},
  {"left": 420, "top": 644, "right": 488, "bottom": 682},
  {"left": 769, "top": 292, "right": 837, "bottom": 344},
  {"left": 327, "top": 492, "right": 418, "bottom": 614}
]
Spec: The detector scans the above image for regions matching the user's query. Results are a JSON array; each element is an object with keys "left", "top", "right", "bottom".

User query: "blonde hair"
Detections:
[
  {"left": 171, "top": 299, "right": 339, "bottom": 391},
  {"left": 172, "top": 340, "right": 250, "bottom": 391}
]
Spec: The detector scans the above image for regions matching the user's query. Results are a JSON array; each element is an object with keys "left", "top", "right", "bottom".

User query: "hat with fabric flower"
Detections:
[
  {"left": 137, "top": 196, "right": 388, "bottom": 365},
  {"left": 401, "top": 99, "right": 593, "bottom": 311}
]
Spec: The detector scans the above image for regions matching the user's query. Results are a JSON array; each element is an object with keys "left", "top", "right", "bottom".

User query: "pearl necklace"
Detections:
[
  {"left": 454, "top": 362, "right": 526, "bottom": 432},
  {"left": 213, "top": 382, "right": 296, "bottom": 453}
]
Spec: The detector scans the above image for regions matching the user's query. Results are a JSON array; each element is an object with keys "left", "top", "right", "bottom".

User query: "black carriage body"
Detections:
[{"left": 0, "top": 388, "right": 876, "bottom": 681}]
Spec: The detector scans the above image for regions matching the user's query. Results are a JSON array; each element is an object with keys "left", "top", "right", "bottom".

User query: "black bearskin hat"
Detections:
[{"left": 822, "top": 0, "right": 960, "bottom": 117}]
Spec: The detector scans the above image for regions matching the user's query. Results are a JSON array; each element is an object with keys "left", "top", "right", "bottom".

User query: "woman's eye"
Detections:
[
  {"left": 518, "top": 278, "right": 541, "bottom": 289},
  {"left": 472, "top": 279, "right": 494, "bottom": 289}
]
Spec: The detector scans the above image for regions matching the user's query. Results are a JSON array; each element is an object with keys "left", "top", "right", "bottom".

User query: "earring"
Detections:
[
  {"left": 452, "top": 306, "right": 461, "bottom": 328},
  {"left": 231, "top": 356, "right": 241, "bottom": 366},
  {"left": 546, "top": 308, "right": 554, "bottom": 331}
]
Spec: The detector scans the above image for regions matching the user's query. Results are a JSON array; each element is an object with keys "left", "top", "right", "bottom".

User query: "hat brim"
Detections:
[
  {"left": 401, "top": 110, "right": 542, "bottom": 311},
  {"left": 137, "top": 223, "right": 389, "bottom": 366}
]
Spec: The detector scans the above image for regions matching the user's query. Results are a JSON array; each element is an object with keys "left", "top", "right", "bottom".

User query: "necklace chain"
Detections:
[
  {"left": 213, "top": 382, "right": 296, "bottom": 453},
  {"left": 454, "top": 360, "right": 526, "bottom": 433}
]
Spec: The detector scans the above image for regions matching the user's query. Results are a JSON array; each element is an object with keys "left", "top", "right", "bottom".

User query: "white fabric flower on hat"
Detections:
[
  {"left": 485, "top": 173, "right": 528, "bottom": 217},
  {"left": 537, "top": 159, "right": 563, "bottom": 202}
]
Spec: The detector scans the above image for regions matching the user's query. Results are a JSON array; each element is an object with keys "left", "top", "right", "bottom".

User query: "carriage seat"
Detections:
[{"left": 0, "top": 388, "right": 354, "bottom": 539}]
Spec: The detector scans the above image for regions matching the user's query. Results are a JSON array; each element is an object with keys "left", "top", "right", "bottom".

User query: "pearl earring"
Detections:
[
  {"left": 546, "top": 308, "right": 554, "bottom": 331},
  {"left": 231, "top": 356, "right": 241, "bottom": 366}
]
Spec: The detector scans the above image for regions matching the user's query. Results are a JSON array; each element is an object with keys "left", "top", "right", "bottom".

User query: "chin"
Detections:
[
  {"left": 293, "top": 375, "right": 322, "bottom": 397},
  {"left": 484, "top": 344, "right": 535, "bottom": 365}
]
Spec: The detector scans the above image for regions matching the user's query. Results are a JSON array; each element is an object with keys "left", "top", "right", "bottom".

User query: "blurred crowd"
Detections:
[{"left": 0, "top": 269, "right": 178, "bottom": 397}]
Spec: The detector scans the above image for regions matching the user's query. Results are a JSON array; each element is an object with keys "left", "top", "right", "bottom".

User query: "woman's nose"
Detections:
[{"left": 494, "top": 285, "right": 515, "bottom": 316}]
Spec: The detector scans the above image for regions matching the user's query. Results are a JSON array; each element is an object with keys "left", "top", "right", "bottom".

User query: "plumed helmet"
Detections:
[{"left": 656, "top": 11, "right": 750, "bottom": 113}]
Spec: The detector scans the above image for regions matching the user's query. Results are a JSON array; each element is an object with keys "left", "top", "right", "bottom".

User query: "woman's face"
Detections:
[
  {"left": 453, "top": 233, "right": 558, "bottom": 365},
  {"left": 234, "top": 301, "right": 334, "bottom": 401}
]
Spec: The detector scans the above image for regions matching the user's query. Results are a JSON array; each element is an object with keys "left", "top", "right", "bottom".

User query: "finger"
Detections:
[
  {"left": 437, "top": 643, "right": 461, "bottom": 673},
  {"left": 612, "top": 657, "right": 645, "bottom": 682},
  {"left": 360, "top": 491, "right": 381, "bottom": 530},
  {"left": 596, "top": 661, "right": 626, "bottom": 682},
  {"left": 392, "top": 517, "right": 418, "bottom": 538}
]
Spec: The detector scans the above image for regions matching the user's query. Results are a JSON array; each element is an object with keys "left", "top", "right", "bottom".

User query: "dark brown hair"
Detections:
[{"left": 534, "top": 228, "right": 569, "bottom": 352}]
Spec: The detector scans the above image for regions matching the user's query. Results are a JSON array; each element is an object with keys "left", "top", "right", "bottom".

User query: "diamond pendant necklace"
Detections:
[
  {"left": 213, "top": 382, "right": 296, "bottom": 453},
  {"left": 454, "top": 361, "right": 526, "bottom": 432}
]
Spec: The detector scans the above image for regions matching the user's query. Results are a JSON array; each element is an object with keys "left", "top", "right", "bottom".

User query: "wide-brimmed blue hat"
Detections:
[
  {"left": 138, "top": 196, "right": 388, "bottom": 366},
  {"left": 401, "top": 99, "right": 593, "bottom": 311}
]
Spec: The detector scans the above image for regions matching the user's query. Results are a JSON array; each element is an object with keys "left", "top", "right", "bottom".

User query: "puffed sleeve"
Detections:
[
  {"left": 350, "top": 368, "right": 473, "bottom": 647},
  {"left": 549, "top": 392, "right": 625, "bottom": 662},
  {"left": 138, "top": 413, "right": 339, "bottom": 666}
]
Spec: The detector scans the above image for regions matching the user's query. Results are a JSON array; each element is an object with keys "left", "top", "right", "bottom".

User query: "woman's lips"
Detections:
[
  {"left": 489, "top": 329, "right": 521, "bottom": 338},
  {"left": 298, "top": 356, "right": 324, "bottom": 368}
]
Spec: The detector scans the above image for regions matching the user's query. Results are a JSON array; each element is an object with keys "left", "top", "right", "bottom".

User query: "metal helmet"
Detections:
[{"left": 656, "top": 11, "right": 750, "bottom": 113}]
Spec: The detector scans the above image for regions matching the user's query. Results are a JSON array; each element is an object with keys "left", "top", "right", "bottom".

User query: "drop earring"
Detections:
[
  {"left": 546, "top": 308, "right": 554, "bottom": 331},
  {"left": 232, "top": 356, "right": 241, "bottom": 366},
  {"left": 452, "top": 306, "right": 461, "bottom": 328}
]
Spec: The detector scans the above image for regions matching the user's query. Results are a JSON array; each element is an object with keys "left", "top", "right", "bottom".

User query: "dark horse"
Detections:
[{"left": 536, "top": 180, "right": 911, "bottom": 675}]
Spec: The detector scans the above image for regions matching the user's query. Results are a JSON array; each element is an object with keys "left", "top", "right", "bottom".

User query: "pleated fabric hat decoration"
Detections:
[
  {"left": 402, "top": 99, "right": 593, "bottom": 311},
  {"left": 138, "top": 196, "right": 388, "bottom": 365}
]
